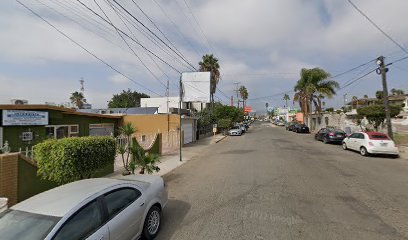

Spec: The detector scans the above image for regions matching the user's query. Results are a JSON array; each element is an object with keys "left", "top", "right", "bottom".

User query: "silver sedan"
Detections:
[{"left": 0, "top": 175, "right": 168, "bottom": 240}]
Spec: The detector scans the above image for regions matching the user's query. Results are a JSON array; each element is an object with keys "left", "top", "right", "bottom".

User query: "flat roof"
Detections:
[{"left": 0, "top": 105, "right": 121, "bottom": 119}]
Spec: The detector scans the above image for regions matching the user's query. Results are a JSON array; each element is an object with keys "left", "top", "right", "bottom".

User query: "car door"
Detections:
[
  {"left": 318, "top": 128, "right": 327, "bottom": 140},
  {"left": 52, "top": 200, "right": 109, "bottom": 240},
  {"left": 103, "top": 187, "right": 145, "bottom": 240},
  {"left": 355, "top": 133, "right": 366, "bottom": 149},
  {"left": 347, "top": 133, "right": 359, "bottom": 150}
]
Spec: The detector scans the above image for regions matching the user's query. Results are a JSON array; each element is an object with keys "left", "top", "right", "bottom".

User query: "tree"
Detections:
[
  {"left": 70, "top": 91, "right": 86, "bottom": 109},
  {"left": 117, "top": 123, "right": 137, "bottom": 173},
  {"left": 283, "top": 94, "right": 290, "bottom": 107},
  {"left": 293, "top": 68, "right": 339, "bottom": 114},
  {"left": 108, "top": 89, "right": 150, "bottom": 108},
  {"left": 376, "top": 90, "right": 384, "bottom": 100},
  {"left": 213, "top": 104, "right": 244, "bottom": 124},
  {"left": 130, "top": 141, "right": 160, "bottom": 174},
  {"left": 391, "top": 88, "right": 405, "bottom": 96},
  {"left": 357, "top": 105, "right": 402, "bottom": 131},
  {"left": 198, "top": 54, "right": 220, "bottom": 107},
  {"left": 239, "top": 85, "right": 248, "bottom": 107},
  {"left": 352, "top": 96, "right": 359, "bottom": 109},
  {"left": 363, "top": 94, "right": 369, "bottom": 98}
]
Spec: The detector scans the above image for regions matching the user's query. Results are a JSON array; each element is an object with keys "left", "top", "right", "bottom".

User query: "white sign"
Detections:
[
  {"left": 2, "top": 110, "right": 48, "bottom": 126},
  {"left": 182, "top": 72, "right": 211, "bottom": 103}
]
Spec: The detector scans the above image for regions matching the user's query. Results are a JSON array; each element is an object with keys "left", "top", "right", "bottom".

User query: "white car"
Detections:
[
  {"left": 342, "top": 131, "right": 399, "bottom": 157},
  {"left": 0, "top": 175, "right": 168, "bottom": 240},
  {"left": 228, "top": 126, "right": 242, "bottom": 136}
]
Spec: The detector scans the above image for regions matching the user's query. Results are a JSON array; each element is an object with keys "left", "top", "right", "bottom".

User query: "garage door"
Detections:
[{"left": 183, "top": 123, "right": 193, "bottom": 144}]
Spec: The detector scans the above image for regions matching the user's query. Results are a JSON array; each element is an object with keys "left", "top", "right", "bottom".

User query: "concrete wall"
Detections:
[
  {"left": 141, "top": 97, "right": 187, "bottom": 114},
  {"left": 306, "top": 113, "right": 361, "bottom": 134}
]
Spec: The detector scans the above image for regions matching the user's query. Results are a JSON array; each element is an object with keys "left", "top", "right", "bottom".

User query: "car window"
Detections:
[
  {"left": 319, "top": 129, "right": 327, "bottom": 133},
  {"left": 0, "top": 210, "right": 60, "bottom": 240},
  {"left": 369, "top": 134, "right": 389, "bottom": 140},
  {"left": 104, "top": 188, "right": 141, "bottom": 220},
  {"left": 53, "top": 201, "right": 102, "bottom": 240},
  {"left": 349, "top": 133, "right": 358, "bottom": 138},
  {"left": 357, "top": 133, "right": 365, "bottom": 139}
]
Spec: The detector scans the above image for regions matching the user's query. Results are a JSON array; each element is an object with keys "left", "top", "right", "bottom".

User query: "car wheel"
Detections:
[
  {"left": 323, "top": 138, "right": 328, "bottom": 144},
  {"left": 342, "top": 142, "right": 347, "bottom": 150},
  {"left": 143, "top": 206, "right": 161, "bottom": 240},
  {"left": 360, "top": 147, "right": 369, "bottom": 157}
]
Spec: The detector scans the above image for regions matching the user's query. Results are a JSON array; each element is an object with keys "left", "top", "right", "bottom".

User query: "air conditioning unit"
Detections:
[{"left": 10, "top": 99, "right": 28, "bottom": 105}]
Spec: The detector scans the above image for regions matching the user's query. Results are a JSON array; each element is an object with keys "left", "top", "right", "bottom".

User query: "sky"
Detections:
[{"left": 1, "top": 0, "right": 408, "bottom": 113}]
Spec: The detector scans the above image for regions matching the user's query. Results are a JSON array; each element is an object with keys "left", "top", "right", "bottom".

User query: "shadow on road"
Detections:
[{"left": 156, "top": 199, "right": 191, "bottom": 240}]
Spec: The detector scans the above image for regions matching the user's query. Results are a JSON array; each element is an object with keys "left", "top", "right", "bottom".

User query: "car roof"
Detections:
[
  {"left": 11, "top": 178, "right": 149, "bottom": 217},
  {"left": 365, "top": 132, "right": 389, "bottom": 137}
]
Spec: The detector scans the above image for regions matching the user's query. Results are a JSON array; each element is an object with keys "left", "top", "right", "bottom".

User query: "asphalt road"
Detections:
[{"left": 157, "top": 121, "right": 408, "bottom": 240}]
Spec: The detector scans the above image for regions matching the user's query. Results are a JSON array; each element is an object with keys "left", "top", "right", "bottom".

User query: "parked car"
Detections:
[
  {"left": 286, "top": 122, "right": 297, "bottom": 131},
  {"left": 0, "top": 175, "right": 168, "bottom": 240},
  {"left": 342, "top": 132, "right": 399, "bottom": 157},
  {"left": 293, "top": 124, "right": 310, "bottom": 133},
  {"left": 277, "top": 121, "right": 285, "bottom": 127},
  {"left": 315, "top": 128, "right": 346, "bottom": 144},
  {"left": 229, "top": 126, "right": 242, "bottom": 136}
]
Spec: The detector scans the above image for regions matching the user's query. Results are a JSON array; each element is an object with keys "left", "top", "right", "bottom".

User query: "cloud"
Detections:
[{"left": 109, "top": 74, "right": 129, "bottom": 84}]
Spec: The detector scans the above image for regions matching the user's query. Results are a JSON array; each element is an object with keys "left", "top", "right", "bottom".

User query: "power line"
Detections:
[
  {"left": 347, "top": 0, "right": 408, "bottom": 55},
  {"left": 93, "top": 0, "right": 167, "bottom": 90},
  {"left": 76, "top": 0, "right": 182, "bottom": 74},
  {"left": 151, "top": 0, "right": 202, "bottom": 58},
  {"left": 338, "top": 68, "right": 378, "bottom": 91},
  {"left": 181, "top": 0, "right": 214, "bottom": 53},
  {"left": 16, "top": 0, "right": 162, "bottom": 96},
  {"left": 131, "top": 0, "right": 192, "bottom": 66},
  {"left": 110, "top": 0, "right": 197, "bottom": 71},
  {"left": 105, "top": 1, "right": 193, "bottom": 72}
]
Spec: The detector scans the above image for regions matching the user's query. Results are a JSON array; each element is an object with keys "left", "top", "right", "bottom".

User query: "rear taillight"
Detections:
[
  {"left": 368, "top": 142, "right": 374, "bottom": 146},
  {"left": 329, "top": 133, "right": 335, "bottom": 136}
]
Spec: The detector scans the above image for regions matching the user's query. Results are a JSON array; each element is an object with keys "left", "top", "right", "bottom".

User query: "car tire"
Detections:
[
  {"left": 143, "top": 206, "right": 161, "bottom": 240},
  {"left": 360, "top": 147, "right": 369, "bottom": 157},
  {"left": 342, "top": 142, "right": 347, "bottom": 150}
]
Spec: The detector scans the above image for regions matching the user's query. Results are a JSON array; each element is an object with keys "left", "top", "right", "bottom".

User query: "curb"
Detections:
[{"left": 216, "top": 135, "right": 228, "bottom": 143}]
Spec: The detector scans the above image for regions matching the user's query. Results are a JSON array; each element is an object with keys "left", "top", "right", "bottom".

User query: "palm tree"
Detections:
[
  {"left": 239, "top": 85, "right": 248, "bottom": 108},
  {"left": 69, "top": 91, "right": 85, "bottom": 109},
  {"left": 352, "top": 96, "right": 358, "bottom": 109},
  {"left": 198, "top": 54, "right": 220, "bottom": 108},
  {"left": 283, "top": 94, "right": 290, "bottom": 107},
  {"left": 293, "top": 68, "right": 339, "bottom": 115},
  {"left": 363, "top": 94, "right": 369, "bottom": 98}
]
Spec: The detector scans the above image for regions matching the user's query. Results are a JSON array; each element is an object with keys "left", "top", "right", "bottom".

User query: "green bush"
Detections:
[{"left": 34, "top": 136, "right": 116, "bottom": 184}]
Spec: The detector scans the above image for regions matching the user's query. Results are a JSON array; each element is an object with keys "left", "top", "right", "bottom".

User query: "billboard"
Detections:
[
  {"left": 2, "top": 110, "right": 48, "bottom": 126},
  {"left": 244, "top": 106, "right": 253, "bottom": 113},
  {"left": 182, "top": 72, "right": 211, "bottom": 103}
]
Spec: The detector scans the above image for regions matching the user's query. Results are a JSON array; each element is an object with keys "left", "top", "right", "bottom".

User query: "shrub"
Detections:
[{"left": 34, "top": 136, "right": 116, "bottom": 184}]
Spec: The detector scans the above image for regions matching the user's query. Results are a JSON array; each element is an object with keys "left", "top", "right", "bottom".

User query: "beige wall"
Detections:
[{"left": 122, "top": 114, "right": 180, "bottom": 133}]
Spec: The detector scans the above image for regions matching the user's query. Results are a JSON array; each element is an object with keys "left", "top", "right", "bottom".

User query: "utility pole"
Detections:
[
  {"left": 234, "top": 82, "right": 240, "bottom": 108},
  {"left": 343, "top": 94, "right": 347, "bottom": 111},
  {"left": 376, "top": 56, "right": 393, "bottom": 139},
  {"left": 179, "top": 75, "right": 183, "bottom": 162}
]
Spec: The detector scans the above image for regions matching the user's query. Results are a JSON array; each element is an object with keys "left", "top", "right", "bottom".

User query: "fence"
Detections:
[{"left": 19, "top": 146, "right": 35, "bottom": 159}]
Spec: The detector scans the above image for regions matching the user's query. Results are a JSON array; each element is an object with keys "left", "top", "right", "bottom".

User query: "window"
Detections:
[
  {"left": 46, "top": 125, "right": 79, "bottom": 139},
  {"left": 141, "top": 135, "right": 146, "bottom": 142},
  {"left": 319, "top": 128, "right": 327, "bottom": 134},
  {"left": 89, "top": 124, "right": 114, "bottom": 136},
  {"left": 357, "top": 133, "right": 365, "bottom": 139},
  {"left": 0, "top": 127, "right": 3, "bottom": 148},
  {"left": 53, "top": 201, "right": 102, "bottom": 240},
  {"left": 349, "top": 133, "right": 358, "bottom": 138},
  {"left": 0, "top": 210, "right": 60, "bottom": 240},
  {"left": 104, "top": 188, "right": 141, "bottom": 220}
]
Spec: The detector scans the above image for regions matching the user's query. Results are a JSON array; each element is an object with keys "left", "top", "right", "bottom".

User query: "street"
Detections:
[{"left": 158, "top": 122, "right": 408, "bottom": 240}]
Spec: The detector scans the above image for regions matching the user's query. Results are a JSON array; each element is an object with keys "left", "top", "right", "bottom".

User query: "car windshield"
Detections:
[{"left": 0, "top": 210, "right": 60, "bottom": 240}]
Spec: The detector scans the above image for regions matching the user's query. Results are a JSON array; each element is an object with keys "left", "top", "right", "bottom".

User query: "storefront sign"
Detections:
[{"left": 2, "top": 110, "right": 48, "bottom": 126}]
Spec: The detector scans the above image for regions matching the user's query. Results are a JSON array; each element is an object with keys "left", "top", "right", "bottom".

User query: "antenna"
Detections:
[{"left": 79, "top": 77, "right": 85, "bottom": 93}]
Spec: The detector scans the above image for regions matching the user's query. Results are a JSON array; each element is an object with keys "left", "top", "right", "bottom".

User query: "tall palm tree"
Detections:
[
  {"left": 283, "top": 94, "right": 290, "bottom": 108},
  {"left": 69, "top": 91, "right": 85, "bottom": 109},
  {"left": 293, "top": 68, "right": 339, "bottom": 115},
  {"left": 198, "top": 54, "right": 220, "bottom": 107},
  {"left": 239, "top": 85, "right": 248, "bottom": 108}
]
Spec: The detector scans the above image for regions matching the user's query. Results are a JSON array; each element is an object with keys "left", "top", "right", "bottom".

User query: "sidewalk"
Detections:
[{"left": 108, "top": 134, "right": 227, "bottom": 178}]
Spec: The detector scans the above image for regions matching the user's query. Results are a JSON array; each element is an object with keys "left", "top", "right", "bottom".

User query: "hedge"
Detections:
[{"left": 34, "top": 136, "right": 116, "bottom": 184}]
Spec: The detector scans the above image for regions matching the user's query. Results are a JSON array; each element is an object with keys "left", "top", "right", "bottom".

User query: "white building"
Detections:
[{"left": 141, "top": 97, "right": 185, "bottom": 114}]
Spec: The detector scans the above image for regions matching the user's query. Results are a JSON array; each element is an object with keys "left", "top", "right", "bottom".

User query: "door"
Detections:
[
  {"left": 183, "top": 123, "right": 193, "bottom": 144},
  {"left": 354, "top": 133, "right": 366, "bottom": 149},
  {"left": 104, "top": 188, "right": 145, "bottom": 240},
  {"left": 347, "top": 133, "right": 359, "bottom": 150}
]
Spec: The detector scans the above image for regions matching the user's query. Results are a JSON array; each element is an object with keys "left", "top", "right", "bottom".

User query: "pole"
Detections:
[
  {"left": 343, "top": 94, "right": 347, "bottom": 111},
  {"left": 377, "top": 56, "right": 393, "bottom": 139},
  {"left": 179, "top": 75, "right": 183, "bottom": 161}
]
